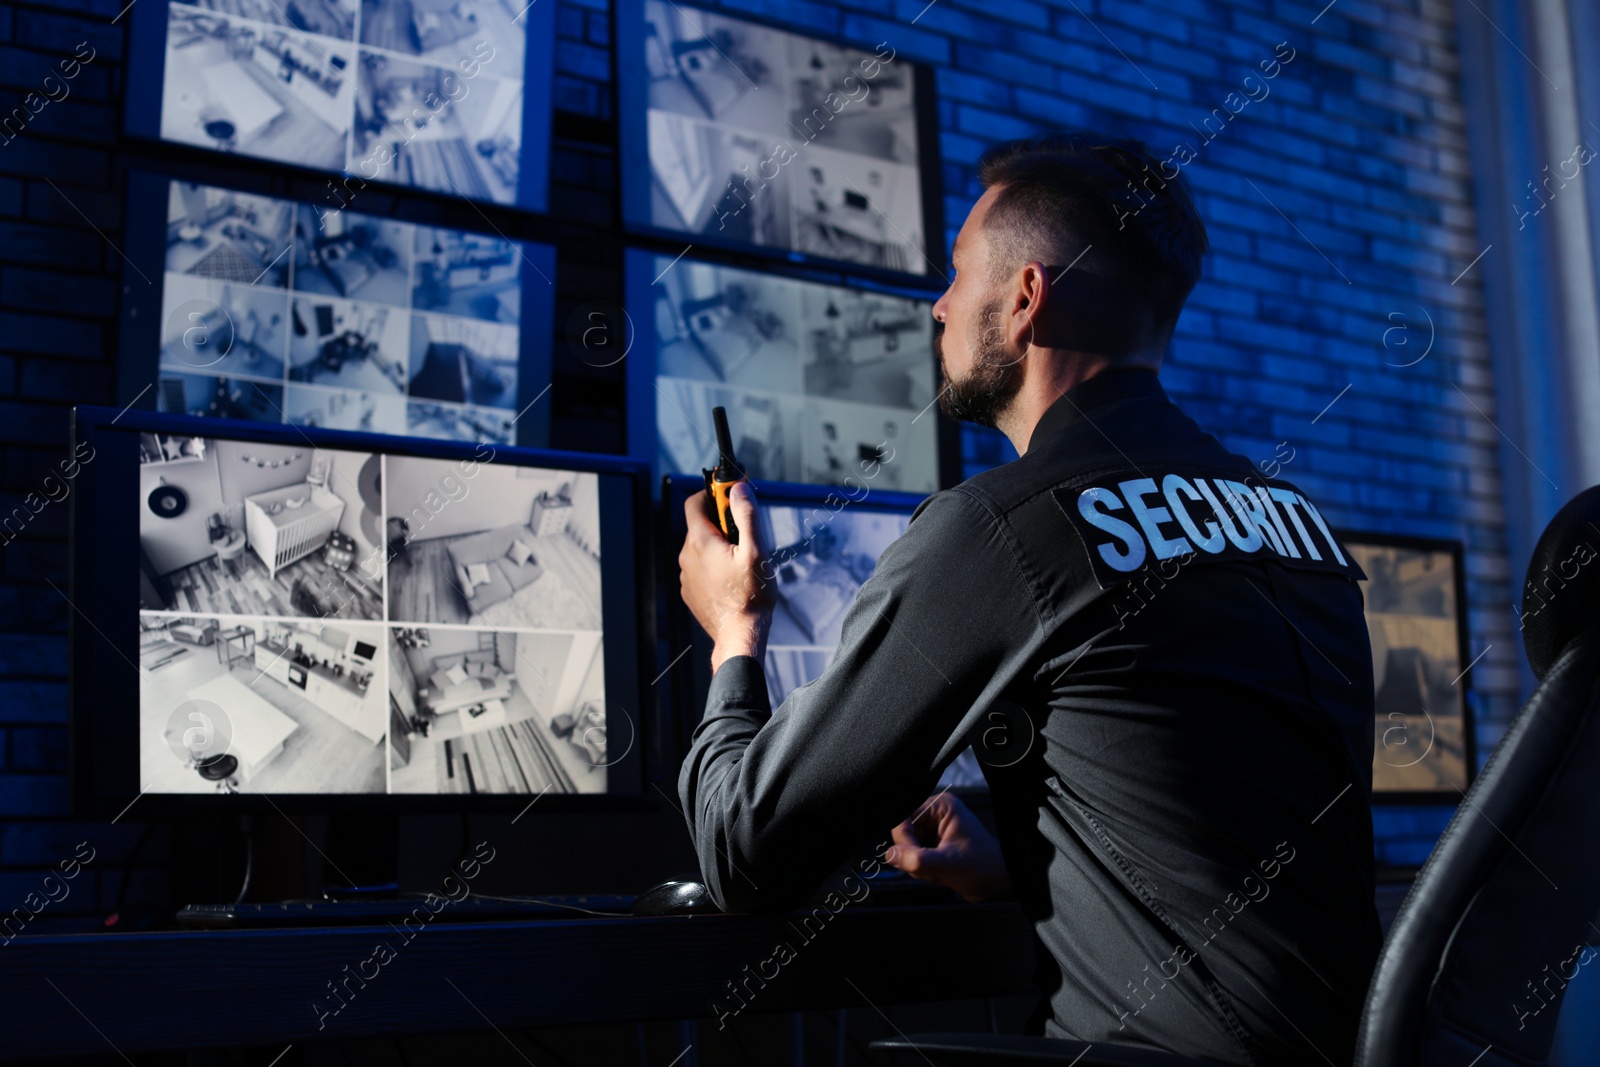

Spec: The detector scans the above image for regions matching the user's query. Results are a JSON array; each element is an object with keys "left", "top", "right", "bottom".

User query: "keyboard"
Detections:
[{"left": 176, "top": 894, "right": 637, "bottom": 928}]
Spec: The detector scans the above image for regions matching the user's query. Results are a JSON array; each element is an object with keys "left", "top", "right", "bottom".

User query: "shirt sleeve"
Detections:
[{"left": 676, "top": 487, "right": 1045, "bottom": 913}]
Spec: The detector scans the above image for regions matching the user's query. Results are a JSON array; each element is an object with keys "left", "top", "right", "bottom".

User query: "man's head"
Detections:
[{"left": 932, "top": 134, "right": 1208, "bottom": 429}]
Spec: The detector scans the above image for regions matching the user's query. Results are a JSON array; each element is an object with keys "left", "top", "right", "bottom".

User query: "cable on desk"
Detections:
[
  {"left": 233, "top": 815, "right": 255, "bottom": 907},
  {"left": 468, "top": 892, "right": 634, "bottom": 918},
  {"left": 104, "top": 820, "right": 159, "bottom": 930}
]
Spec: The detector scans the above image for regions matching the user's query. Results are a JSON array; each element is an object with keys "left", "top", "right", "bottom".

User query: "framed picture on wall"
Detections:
[{"left": 1339, "top": 532, "right": 1476, "bottom": 800}]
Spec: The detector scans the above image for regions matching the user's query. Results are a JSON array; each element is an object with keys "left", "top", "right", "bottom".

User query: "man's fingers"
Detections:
[
  {"left": 886, "top": 830, "right": 930, "bottom": 875},
  {"left": 684, "top": 489, "right": 717, "bottom": 538},
  {"left": 889, "top": 844, "right": 924, "bottom": 874},
  {"left": 727, "top": 480, "right": 760, "bottom": 552},
  {"left": 909, "top": 793, "right": 952, "bottom": 838},
  {"left": 891, "top": 841, "right": 953, "bottom": 880},
  {"left": 885, "top": 820, "right": 920, "bottom": 869}
]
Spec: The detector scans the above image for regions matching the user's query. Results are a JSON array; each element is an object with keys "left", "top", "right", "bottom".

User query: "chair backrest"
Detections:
[
  {"left": 196, "top": 754, "right": 240, "bottom": 781},
  {"left": 1356, "top": 486, "right": 1600, "bottom": 1067}
]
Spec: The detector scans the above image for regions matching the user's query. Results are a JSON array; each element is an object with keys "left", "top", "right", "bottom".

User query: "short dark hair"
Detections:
[{"left": 976, "top": 133, "right": 1208, "bottom": 353}]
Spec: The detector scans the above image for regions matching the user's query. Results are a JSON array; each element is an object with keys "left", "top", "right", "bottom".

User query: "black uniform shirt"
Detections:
[{"left": 678, "top": 366, "right": 1383, "bottom": 1066}]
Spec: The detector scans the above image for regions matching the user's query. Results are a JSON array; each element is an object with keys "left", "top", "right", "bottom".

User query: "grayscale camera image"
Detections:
[
  {"left": 651, "top": 258, "right": 803, "bottom": 392},
  {"left": 412, "top": 227, "right": 522, "bottom": 324},
  {"left": 160, "top": 6, "right": 355, "bottom": 173},
  {"left": 384, "top": 456, "right": 603, "bottom": 632},
  {"left": 288, "top": 295, "right": 410, "bottom": 394},
  {"left": 152, "top": 180, "right": 528, "bottom": 446},
  {"left": 185, "top": 0, "right": 358, "bottom": 42},
  {"left": 640, "top": 0, "right": 926, "bottom": 272},
  {"left": 388, "top": 627, "right": 607, "bottom": 795},
  {"left": 293, "top": 207, "right": 413, "bottom": 308},
  {"left": 155, "top": 0, "right": 531, "bottom": 205},
  {"left": 139, "top": 613, "right": 388, "bottom": 794},
  {"left": 353, "top": 50, "right": 523, "bottom": 205},
  {"left": 407, "top": 312, "right": 519, "bottom": 411},
  {"left": 359, "top": 0, "right": 525, "bottom": 73},
  {"left": 760, "top": 504, "right": 984, "bottom": 789},
  {"left": 165, "top": 182, "right": 294, "bottom": 288},
  {"left": 649, "top": 253, "right": 940, "bottom": 494},
  {"left": 799, "top": 284, "right": 936, "bottom": 410},
  {"left": 160, "top": 276, "right": 289, "bottom": 384}
]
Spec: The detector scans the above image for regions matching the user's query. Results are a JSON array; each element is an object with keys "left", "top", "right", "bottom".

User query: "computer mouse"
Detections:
[{"left": 632, "top": 879, "right": 721, "bottom": 916}]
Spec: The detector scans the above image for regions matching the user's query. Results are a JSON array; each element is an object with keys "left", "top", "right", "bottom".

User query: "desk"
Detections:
[
  {"left": 1, "top": 904, "right": 1036, "bottom": 1058},
  {"left": 215, "top": 625, "right": 254, "bottom": 667}
]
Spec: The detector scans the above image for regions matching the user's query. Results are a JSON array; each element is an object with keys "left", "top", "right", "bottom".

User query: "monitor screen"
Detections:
[
  {"left": 664, "top": 477, "right": 985, "bottom": 791},
  {"left": 72, "top": 408, "right": 646, "bottom": 811},
  {"left": 125, "top": 0, "right": 553, "bottom": 211},
  {"left": 617, "top": 0, "right": 942, "bottom": 277},
  {"left": 1342, "top": 534, "right": 1475, "bottom": 798},
  {"left": 117, "top": 174, "right": 555, "bottom": 448},
  {"left": 626, "top": 248, "right": 945, "bottom": 495}
]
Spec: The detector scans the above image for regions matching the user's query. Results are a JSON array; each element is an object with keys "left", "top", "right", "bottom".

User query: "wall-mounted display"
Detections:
[
  {"left": 118, "top": 174, "right": 555, "bottom": 447},
  {"left": 626, "top": 248, "right": 944, "bottom": 494},
  {"left": 125, "top": 0, "right": 553, "bottom": 211},
  {"left": 617, "top": 0, "right": 943, "bottom": 280},
  {"left": 660, "top": 476, "right": 985, "bottom": 792}
]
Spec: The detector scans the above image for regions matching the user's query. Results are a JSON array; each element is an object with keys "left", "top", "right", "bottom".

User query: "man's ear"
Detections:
[{"left": 1011, "top": 261, "right": 1049, "bottom": 348}]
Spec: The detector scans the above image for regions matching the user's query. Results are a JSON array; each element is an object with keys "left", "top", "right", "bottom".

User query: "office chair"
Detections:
[{"left": 873, "top": 486, "right": 1600, "bottom": 1067}]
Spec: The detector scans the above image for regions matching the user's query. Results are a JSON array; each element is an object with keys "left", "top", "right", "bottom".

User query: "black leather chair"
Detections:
[
  {"left": 195, "top": 753, "right": 240, "bottom": 795},
  {"left": 873, "top": 487, "right": 1600, "bottom": 1067}
]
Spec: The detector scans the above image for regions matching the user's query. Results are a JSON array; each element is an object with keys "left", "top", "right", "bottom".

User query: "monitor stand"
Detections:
[{"left": 321, "top": 812, "right": 400, "bottom": 898}]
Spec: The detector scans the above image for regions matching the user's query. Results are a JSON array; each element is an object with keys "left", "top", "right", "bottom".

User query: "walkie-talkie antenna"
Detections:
[
  {"left": 712, "top": 406, "right": 737, "bottom": 474},
  {"left": 702, "top": 406, "right": 745, "bottom": 544}
]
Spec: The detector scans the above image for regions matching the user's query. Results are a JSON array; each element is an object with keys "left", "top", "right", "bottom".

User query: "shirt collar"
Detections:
[{"left": 1026, "top": 366, "right": 1168, "bottom": 453}]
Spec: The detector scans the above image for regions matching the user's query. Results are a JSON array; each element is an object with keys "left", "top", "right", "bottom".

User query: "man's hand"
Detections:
[
  {"left": 884, "top": 792, "right": 1012, "bottom": 903},
  {"left": 679, "top": 481, "right": 775, "bottom": 673}
]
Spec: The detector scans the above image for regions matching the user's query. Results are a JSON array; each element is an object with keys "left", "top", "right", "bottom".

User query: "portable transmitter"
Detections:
[{"left": 702, "top": 406, "right": 745, "bottom": 544}]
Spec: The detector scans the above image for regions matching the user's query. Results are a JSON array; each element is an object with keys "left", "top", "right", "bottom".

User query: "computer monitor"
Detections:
[
  {"left": 124, "top": 0, "right": 554, "bottom": 212},
  {"left": 115, "top": 172, "right": 556, "bottom": 448},
  {"left": 661, "top": 475, "right": 985, "bottom": 791},
  {"left": 625, "top": 247, "right": 955, "bottom": 497},
  {"left": 1340, "top": 532, "right": 1476, "bottom": 799},
  {"left": 70, "top": 406, "right": 650, "bottom": 815},
  {"left": 616, "top": 0, "right": 944, "bottom": 280}
]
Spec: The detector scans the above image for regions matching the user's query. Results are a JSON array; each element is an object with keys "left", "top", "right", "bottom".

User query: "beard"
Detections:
[{"left": 936, "top": 298, "right": 1024, "bottom": 429}]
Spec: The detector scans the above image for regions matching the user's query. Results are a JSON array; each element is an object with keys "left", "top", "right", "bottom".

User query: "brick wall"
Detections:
[
  {"left": 2, "top": 0, "right": 137, "bottom": 933},
  {"left": 0, "top": 0, "right": 1509, "bottom": 926},
  {"left": 557, "top": 0, "right": 1515, "bottom": 861}
]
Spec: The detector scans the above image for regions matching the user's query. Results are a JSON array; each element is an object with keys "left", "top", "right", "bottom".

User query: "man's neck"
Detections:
[{"left": 998, "top": 349, "right": 1163, "bottom": 456}]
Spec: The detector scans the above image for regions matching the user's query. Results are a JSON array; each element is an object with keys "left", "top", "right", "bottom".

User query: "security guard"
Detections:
[{"left": 677, "top": 134, "right": 1382, "bottom": 1066}]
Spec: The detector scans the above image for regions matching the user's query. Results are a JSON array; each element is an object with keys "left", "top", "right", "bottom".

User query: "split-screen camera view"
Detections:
[
  {"left": 159, "top": 0, "right": 525, "bottom": 205},
  {"left": 157, "top": 180, "right": 523, "bottom": 445},
  {"left": 137, "top": 433, "right": 608, "bottom": 796}
]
